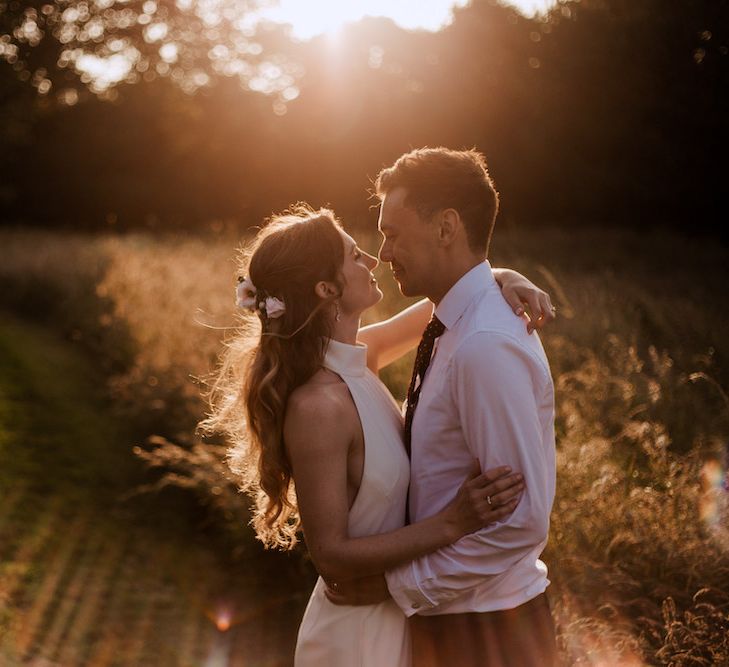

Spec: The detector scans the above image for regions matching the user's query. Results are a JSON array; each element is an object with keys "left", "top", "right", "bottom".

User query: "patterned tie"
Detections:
[{"left": 403, "top": 315, "right": 446, "bottom": 456}]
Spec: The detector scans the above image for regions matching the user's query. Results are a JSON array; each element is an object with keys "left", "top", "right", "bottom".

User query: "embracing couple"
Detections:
[{"left": 205, "top": 147, "right": 558, "bottom": 666}]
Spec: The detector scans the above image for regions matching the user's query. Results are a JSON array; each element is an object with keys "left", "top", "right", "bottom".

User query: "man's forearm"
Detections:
[{"left": 324, "top": 573, "right": 391, "bottom": 606}]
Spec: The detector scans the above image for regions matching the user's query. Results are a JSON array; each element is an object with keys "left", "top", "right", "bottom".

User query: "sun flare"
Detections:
[{"left": 255, "top": 0, "right": 556, "bottom": 41}]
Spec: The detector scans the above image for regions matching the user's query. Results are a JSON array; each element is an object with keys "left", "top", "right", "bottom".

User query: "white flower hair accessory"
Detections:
[
  {"left": 236, "top": 276, "right": 286, "bottom": 319},
  {"left": 236, "top": 276, "right": 257, "bottom": 309},
  {"left": 263, "top": 296, "right": 286, "bottom": 319}
]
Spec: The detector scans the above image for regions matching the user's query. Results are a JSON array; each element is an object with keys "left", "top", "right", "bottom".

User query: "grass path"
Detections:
[{"left": 0, "top": 314, "right": 308, "bottom": 666}]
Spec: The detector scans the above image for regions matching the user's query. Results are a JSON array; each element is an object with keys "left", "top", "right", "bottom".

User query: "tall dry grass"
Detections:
[{"left": 1, "top": 225, "right": 728, "bottom": 665}]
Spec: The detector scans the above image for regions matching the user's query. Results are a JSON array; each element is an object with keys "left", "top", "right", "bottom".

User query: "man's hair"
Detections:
[{"left": 375, "top": 147, "right": 500, "bottom": 255}]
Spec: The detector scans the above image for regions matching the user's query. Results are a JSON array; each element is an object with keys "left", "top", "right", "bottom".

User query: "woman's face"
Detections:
[{"left": 337, "top": 230, "right": 382, "bottom": 316}]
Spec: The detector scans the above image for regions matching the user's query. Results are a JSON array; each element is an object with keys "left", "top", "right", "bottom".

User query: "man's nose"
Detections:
[{"left": 378, "top": 239, "right": 392, "bottom": 263}]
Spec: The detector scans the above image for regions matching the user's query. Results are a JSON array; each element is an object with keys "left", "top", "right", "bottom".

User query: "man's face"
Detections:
[{"left": 377, "top": 186, "right": 438, "bottom": 298}]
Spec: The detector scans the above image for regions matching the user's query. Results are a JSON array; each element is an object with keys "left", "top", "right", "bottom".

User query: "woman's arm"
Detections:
[
  {"left": 284, "top": 386, "right": 523, "bottom": 583},
  {"left": 358, "top": 299, "right": 432, "bottom": 372},
  {"left": 359, "top": 269, "right": 555, "bottom": 371},
  {"left": 492, "top": 268, "right": 555, "bottom": 334}
]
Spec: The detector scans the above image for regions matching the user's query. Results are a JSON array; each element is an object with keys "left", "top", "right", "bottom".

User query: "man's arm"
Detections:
[{"left": 385, "top": 332, "right": 555, "bottom": 616}]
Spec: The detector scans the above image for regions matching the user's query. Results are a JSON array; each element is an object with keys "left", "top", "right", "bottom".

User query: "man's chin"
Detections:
[
  {"left": 391, "top": 271, "right": 416, "bottom": 296},
  {"left": 396, "top": 281, "right": 416, "bottom": 297}
]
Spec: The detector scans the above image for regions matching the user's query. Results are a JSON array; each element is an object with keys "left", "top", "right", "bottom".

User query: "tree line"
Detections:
[{"left": 1, "top": 0, "right": 727, "bottom": 236}]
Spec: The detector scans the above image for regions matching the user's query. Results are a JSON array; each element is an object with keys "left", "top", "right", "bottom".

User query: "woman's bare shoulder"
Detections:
[{"left": 285, "top": 370, "right": 358, "bottom": 443}]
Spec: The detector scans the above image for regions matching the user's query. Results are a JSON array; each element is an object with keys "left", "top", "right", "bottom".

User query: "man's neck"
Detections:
[{"left": 428, "top": 255, "right": 485, "bottom": 306}]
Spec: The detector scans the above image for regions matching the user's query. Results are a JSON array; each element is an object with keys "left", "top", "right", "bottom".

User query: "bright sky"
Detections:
[
  {"left": 71, "top": 0, "right": 556, "bottom": 96},
  {"left": 256, "top": 0, "right": 556, "bottom": 40}
]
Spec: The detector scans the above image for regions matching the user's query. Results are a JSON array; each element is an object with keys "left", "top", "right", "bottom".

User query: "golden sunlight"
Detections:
[{"left": 255, "top": 0, "right": 556, "bottom": 41}]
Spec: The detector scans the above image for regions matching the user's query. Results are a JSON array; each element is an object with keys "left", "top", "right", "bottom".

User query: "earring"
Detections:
[{"left": 335, "top": 301, "right": 341, "bottom": 322}]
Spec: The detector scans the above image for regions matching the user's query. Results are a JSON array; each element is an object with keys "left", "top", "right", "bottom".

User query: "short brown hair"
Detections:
[{"left": 375, "top": 147, "right": 499, "bottom": 255}]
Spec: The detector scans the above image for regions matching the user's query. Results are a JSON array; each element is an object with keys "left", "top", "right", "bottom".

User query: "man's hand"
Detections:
[
  {"left": 324, "top": 573, "right": 391, "bottom": 606},
  {"left": 493, "top": 268, "right": 556, "bottom": 334}
]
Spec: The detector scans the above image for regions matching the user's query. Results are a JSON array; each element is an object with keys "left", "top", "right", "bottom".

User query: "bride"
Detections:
[{"left": 202, "top": 205, "right": 552, "bottom": 666}]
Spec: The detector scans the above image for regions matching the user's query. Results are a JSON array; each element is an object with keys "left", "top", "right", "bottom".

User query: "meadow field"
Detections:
[{"left": 1, "top": 225, "right": 728, "bottom": 666}]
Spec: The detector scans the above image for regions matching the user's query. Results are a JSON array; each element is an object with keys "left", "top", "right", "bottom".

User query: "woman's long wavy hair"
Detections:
[{"left": 199, "top": 205, "right": 345, "bottom": 549}]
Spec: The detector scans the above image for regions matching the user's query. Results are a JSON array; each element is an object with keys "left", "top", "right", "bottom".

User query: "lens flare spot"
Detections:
[
  {"left": 699, "top": 459, "right": 728, "bottom": 529},
  {"left": 216, "top": 611, "right": 231, "bottom": 632}
]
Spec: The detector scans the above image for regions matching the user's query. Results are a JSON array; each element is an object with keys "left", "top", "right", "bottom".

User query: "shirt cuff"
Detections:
[{"left": 385, "top": 565, "right": 437, "bottom": 617}]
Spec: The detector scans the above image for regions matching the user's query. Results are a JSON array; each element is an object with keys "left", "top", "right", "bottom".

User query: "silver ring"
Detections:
[
  {"left": 551, "top": 306, "right": 557, "bottom": 314},
  {"left": 487, "top": 495, "right": 492, "bottom": 506}
]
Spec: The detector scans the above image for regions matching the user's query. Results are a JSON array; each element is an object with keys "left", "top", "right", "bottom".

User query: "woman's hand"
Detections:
[
  {"left": 493, "top": 268, "right": 556, "bottom": 334},
  {"left": 443, "top": 461, "right": 524, "bottom": 540}
]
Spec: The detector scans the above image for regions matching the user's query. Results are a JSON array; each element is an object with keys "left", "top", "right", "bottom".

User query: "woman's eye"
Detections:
[{"left": 354, "top": 251, "right": 362, "bottom": 259}]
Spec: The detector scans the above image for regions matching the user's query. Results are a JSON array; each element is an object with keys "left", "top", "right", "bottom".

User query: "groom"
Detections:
[{"left": 330, "top": 147, "right": 557, "bottom": 666}]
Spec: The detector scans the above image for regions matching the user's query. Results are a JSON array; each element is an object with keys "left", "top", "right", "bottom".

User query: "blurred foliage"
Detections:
[
  {"left": 0, "top": 0, "right": 727, "bottom": 234},
  {"left": 0, "top": 0, "right": 299, "bottom": 97}
]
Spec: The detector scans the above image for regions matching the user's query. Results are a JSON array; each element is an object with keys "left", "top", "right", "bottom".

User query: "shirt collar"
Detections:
[{"left": 434, "top": 260, "right": 495, "bottom": 330}]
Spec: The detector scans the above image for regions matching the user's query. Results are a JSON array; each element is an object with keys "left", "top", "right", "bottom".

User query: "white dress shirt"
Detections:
[{"left": 385, "top": 261, "right": 556, "bottom": 617}]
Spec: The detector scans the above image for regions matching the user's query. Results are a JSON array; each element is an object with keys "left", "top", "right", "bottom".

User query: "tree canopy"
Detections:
[{"left": 2, "top": 0, "right": 727, "bottom": 235}]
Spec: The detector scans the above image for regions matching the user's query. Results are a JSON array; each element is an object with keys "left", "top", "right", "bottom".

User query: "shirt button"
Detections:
[{"left": 411, "top": 603, "right": 420, "bottom": 609}]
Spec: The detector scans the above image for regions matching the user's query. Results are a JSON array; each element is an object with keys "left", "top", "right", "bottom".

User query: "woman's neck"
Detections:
[{"left": 330, "top": 314, "right": 361, "bottom": 345}]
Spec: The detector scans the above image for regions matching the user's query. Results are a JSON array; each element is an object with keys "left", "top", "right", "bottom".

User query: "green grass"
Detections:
[
  {"left": 0, "top": 313, "right": 137, "bottom": 498},
  {"left": 0, "top": 312, "right": 309, "bottom": 666}
]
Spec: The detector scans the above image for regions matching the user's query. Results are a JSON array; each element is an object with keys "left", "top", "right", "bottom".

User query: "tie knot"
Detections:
[{"left": 424, "top": 315, "right": 445, "bottom": 340}]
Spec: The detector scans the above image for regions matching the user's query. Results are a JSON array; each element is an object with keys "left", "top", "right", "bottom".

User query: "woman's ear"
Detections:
[{"left": 314, "top": 281, "right": 339, "bottom": 299}]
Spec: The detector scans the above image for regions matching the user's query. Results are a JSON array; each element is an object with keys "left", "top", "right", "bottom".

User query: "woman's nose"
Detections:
[{"left": 366, "top": 252, "right": 379, "bottom": 269}]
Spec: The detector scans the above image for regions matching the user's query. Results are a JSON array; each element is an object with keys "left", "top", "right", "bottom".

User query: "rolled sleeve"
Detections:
[{"left": 385, "top": 570, "right": 436, "bottom": 616}]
